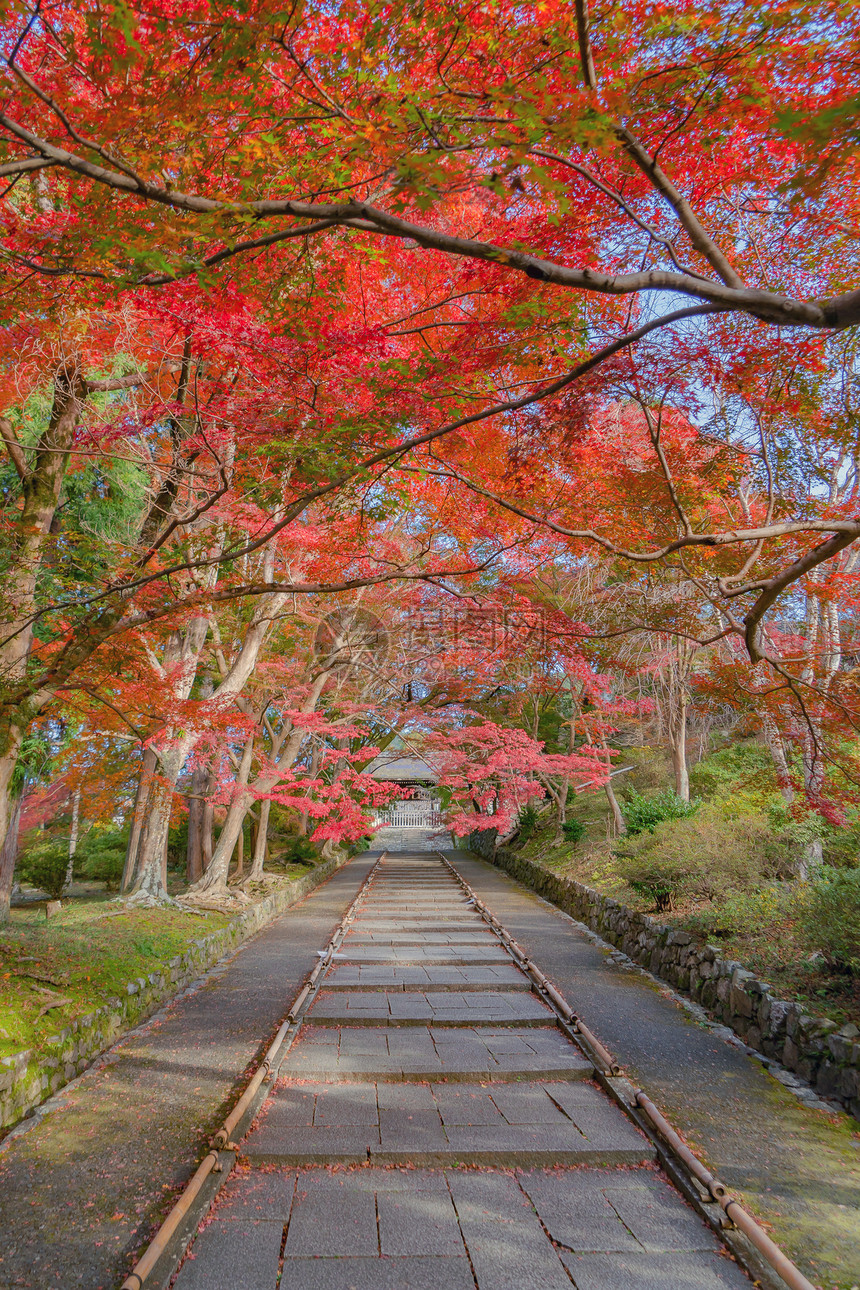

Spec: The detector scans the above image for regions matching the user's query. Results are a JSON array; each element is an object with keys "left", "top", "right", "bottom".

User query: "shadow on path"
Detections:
[
  {"left": 0, "top": 857, "right": 375, "bottom": 1290},
  {"left": 446, "top": 849, "right": 860, "bottom": 1289}
]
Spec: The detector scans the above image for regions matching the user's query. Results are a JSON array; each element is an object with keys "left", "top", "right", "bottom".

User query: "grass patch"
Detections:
[
  {"left": 675, "top": 885, "right": 860, "bottom": 1028},
  {"left": 512, "top": 746, "right": 860, "bottom": 1029},
  {"left": 0, "top": 889, "right": 231, "bottom": 1061}
]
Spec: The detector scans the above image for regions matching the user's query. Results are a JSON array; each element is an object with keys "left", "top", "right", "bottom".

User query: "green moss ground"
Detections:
[{"left": 0, "top": 891, "right": 232, "bottom": 1059}]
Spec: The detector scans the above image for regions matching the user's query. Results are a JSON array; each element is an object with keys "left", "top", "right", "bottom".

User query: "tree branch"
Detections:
[
  {"left": 574, "top": 0, "right": 596, "bottom": 89},
  {"left": 0, "top": 156, "right": 55, "bottom": 178},
  {"left": 744, "top": 528, "right": 860, "bottom": 661},
  {"left": 615, "top": 126, "right": 744, "bottom": 289},
  {"left": 0, "top": 416, "right": 29, "bottom": 481},
  {"left": 0, "top": 113, "right": 831, "bottom": 325}
]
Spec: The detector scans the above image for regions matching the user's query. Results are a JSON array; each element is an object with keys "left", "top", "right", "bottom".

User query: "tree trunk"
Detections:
[
  {"left": 605, "top": 775, "right": 627, "bottom": 836},
  {"left": 0, "top": 791, "right": 23, "bottom": 925},
  {"left": 63, "top": 787, "right": 81, "bottom": 892},
  {"left": 247, "top": 798, "right": 271, "bottom": 881},
  {"left": 0, "top": 730, "right": 24, "bottom": 921},
  {"left": 234, "top": 823, "right": 244, "bottom": 878},
  {"left": 187, "top": 736, "right": 255, "bottom": 895},
  {"left": 202, "top": 794, "right": 214, "bottom": 872},
  {"left": 127, "top": 779, "right": 174, "bottom": 902},
  {"left": 126, "top": 739, "right": 193, "bottom": 904},
  {"left": 186, "top": 765, "right": 210, "bottom": 884},
  {"left": 799, "top": 723, "right": 826, "bottom": 881},
  {"left": 0, "top": 363, "right": 144, "bottom": 868},
  {"left": 670, "top": 693, "right": 689, "bottom": 801},
  {"left": 797, "top": 838, "right": 822, "bottom": 883},
  {"left": 547, "top": 777, "right": 567, "bottom": 845},
  {"left": 762, "top": 713, "right": 794, "bottom": 805},
  {"left": 190, "top": 667, "right": 330, "bottom": 897},
  {"left": 122, "top": 746, "right": 158, "bottom": 893}
]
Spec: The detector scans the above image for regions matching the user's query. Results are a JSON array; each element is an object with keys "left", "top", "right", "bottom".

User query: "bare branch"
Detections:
[
  {"left": 83, "top": 371, "right": 145, "bottom": 393},
  {"left": 0, "top": 156, "right": 55, "bottom": 178}
]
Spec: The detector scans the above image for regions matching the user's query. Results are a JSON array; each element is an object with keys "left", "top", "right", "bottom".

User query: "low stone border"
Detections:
[
  {"left": 469, "top": 832, "right": 860, "bottom": 1120},
  {"left": 0, "top": 856, "right": 349, "bottom": 1133}
]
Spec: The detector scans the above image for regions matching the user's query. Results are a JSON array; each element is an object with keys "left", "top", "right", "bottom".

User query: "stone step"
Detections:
[
  {"left": 176, "top": 1166, "right": 750, "bottom": 1290},
  {"left": 357, "top": 903, "right": 474, "bottom": 912},
  {"left": 345, "top": 932, "right": 497, "bottom": 944},
  {"left": 279, "top": 1024, "right": 591, "bottom": 1082},
  {"left": 307, "top": 989, "right": 552, "bottom": 1026},
  {"left": 243, "top": 1080, "right": 653, "bottom": 1167},
  {"left": 350, "top": 919, "right": 488, "bottom": 930},
  {"left": 338, "top": 944, "right": 511, "bottom": 963},
  {"left": 323, "top": 964, "right": 530, "bottom": 991}
]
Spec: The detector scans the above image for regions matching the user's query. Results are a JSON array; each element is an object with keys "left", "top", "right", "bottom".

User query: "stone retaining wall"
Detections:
[
  {"left": 470, "top": 832, "right": 860, "bottom": 1120},
  {"left": 0, "top": 856, "right": 348, "bottom": 1133}
]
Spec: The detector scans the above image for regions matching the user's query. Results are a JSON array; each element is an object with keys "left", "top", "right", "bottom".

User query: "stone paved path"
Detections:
[
  {"left": 370, "top": 826, "right": 452, "bottom": 852},
  {"left": 174, "top": 852, "right": 751, "bottom": 1290},
  {"left": 0, "top": 856, "right": 378, "bottom": 1290}
]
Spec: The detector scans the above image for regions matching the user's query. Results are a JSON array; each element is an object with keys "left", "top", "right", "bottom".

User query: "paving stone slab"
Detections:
[
  {"left": 351, "top": 920, "right": 488, "bottom": 933},
  {"left": 192, "top": 1167, "right": 751, "bottom": 1290},
  {"left": 211, "top": 1169, "right": 299, "bottom": 1222},
  {"left": 345, "top": 931, "right": 497, "bottom": 943},
  {"left": 337, "top": 944, "right": 511, "bottom": 963},
  {"left": 278, "top": 1024, "right": 592, "bottom": 1081},
  {"left": 377, "top": 1189, "right": 464, "bottom": 1255},
  {"left": 243, "top": 1079, "right": 651, "bottom": 1165},
  {"left": 368, "top": 882, "right": 454, "bottom": 889},
  {"left": 323, "top": 963, "right": 530, "bottom": 990},
  {"left": 280, "top": 1256, "right": 476, "bottom": 1289},
  {"left": 447, "top": 1171, "right": 573, "bottom": 1290},
  {"left": 285, "top": 1184, "right": 378, "bottom": 1255},
  {"left": 308, "top": 989, "right": 551, "bottom": 1025},
  {"left": 560, "top": 1251, "right": 751, "bottom": 1289},
  {"left": 358, "top": 908, "right": 474, "bottom": 918},
  {"left": 517, "top": 1166, "right": 724, "bottom": 1253},
  {"left": 172, "top": 1221, "right": 282, "bottom": 1290},
  {"left": 356, "top": 896, "right": 476, "bottom": 905}
]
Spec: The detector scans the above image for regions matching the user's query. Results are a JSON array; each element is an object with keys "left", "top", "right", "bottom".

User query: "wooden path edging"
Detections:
[{"left": 470, "top": 834, "right": 860, "bottom": 1121}]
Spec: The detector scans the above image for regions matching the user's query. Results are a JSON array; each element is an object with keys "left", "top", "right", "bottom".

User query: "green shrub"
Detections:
[
  {"left": 821, "top": 813, "right": 860, "bottom": 869},
  {"left": 622, "top": 789, "right": 700, "bottom": 836},
  {"left": 280, "top": 834, "right": 320, "bottom": 866},
  {"left": 683, "top": 883, "right": 797, "bottom": 943},
  {"left": 517, "top": 805, "right": 539, "bottom": 843},
  {"left": 78, "top": 829, "right": 127, "bottom": 892},
  {"left": 800, "top": 867, "right": 860, "bottom": 975},
  {"left": 614, "top": 803, "right": 793, "bottom": 912},
  {"left": 621, "top": 746, "right": 673, "bottom": 795},
  {"left": 16, "top": 842, "right": 69, "bottom": 900},
  {"left": 620, "top": 852, "right": 685, "bottom": 911},
  {"left": 689, "top": 741, "right": 775, "bottom": 803},
  {"left": 562, "top": 818, "right": 586, "bottom": 844}
]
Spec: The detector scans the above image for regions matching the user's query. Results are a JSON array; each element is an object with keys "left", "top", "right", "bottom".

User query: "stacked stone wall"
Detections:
[
  {"left": 470, "top": 834, "right": 860, "bottom": 1120},
  {"left": 0, "top": 856, "right": 347, "bottom": 1132}
]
